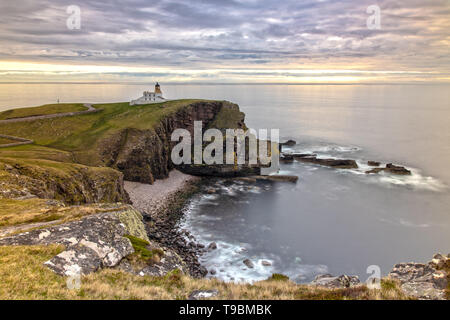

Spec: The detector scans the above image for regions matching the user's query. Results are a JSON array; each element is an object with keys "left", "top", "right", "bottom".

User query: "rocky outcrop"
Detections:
[
  {"left": 280, "top": 140, "right": 296, "bottom": 147},
  {"left": 294, "top": 156, "right": 358, "bottom": 169},
  {"left": 366, "top": 163, "right": 411, "bottom": 175},
  {"left": 0, "top": 160, "right": 129, "bottom": 204},
  {"left": 0, "top": 205, "right": 188, "bottom": 277},
  {"left": 388, "top": 253, "right": 448, "bottom": 300},
  {"left": 101, "top": 101, "right": 245, "bottom": 184},
  {"left": 310, "top": 274, "right": 361, "bottom": 288}
]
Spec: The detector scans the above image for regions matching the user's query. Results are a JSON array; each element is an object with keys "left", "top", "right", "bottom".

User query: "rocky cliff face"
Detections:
[
  {"left": 0, "top": 160, "right": 129, "bottom": 204},
  {"left": 100, "top": 101, "right": 245, "bottom": 184}
]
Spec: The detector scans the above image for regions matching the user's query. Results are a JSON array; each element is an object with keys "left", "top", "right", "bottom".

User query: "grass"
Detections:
[
  {"left": 0, "top": 104, "right": 87, "bottom": 120},
  {"left": 0, "top": 245, "right": 412, "bottom": 300},
  {"left": 0, "top": 99, "right": 206, "bottom": 166},
  {"left": 0, "top": 137, "right": 17, "bottom": 145},
  {"left": 0, "top": 199, "right": 128, "bottom": 230}
]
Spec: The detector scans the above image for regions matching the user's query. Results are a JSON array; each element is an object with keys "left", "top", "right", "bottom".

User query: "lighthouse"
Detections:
[{"left": 130, "top": 82, "right": 167, "bottom": 105}]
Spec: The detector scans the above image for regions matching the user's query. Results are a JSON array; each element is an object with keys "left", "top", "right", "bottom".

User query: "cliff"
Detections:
[{"left": 0, "top": 100, "right": 245, "bottom": 202}]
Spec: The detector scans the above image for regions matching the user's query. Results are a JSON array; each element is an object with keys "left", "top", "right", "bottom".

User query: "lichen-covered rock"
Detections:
[
  {"left": 310, "top": 274, "right": 361, "bottom": 288},
  {"left": 116, "top": 208, "right": 150, "bottom": 243},
  {"left": 0, "top": 210, "right": 136, "bottom": 276},
  {"left": 388, "top": 254, "right": 448, "bottom": 300}
]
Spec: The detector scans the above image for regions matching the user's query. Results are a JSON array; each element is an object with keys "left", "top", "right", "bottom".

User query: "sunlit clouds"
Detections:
[{"left": 0, "top": 0, "right": 449, "bottom": 83}]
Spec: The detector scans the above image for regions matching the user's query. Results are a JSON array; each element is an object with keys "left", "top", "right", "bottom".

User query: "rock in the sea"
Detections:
[
  {"left": 367, "top": 161, "right": 380, "bottom": 166},
  {"left": 296, "top": 156, "right": 358, "bottom": 169},
  {"left": 292, "top": 153, "right": 317, "bottom": 158},
  {"left": 207, "top": 242, "right": 217, "bottom": 250},
  {"left": 366, "top": 163, "right": 411, "bottom": 175},
  {"left": 280, "top": 154, "right": 294, "bottom": 163},
  {"left": 210, "top": 269, "right": 217, "bottom": 275},
  {"left": 281, "top": 140, "right": 296, "bottom": 147},
  {"left": 188, "top": 289, "right": 219, "bottom": 300},
  {"left": 249, "top": 175, "right": 299, "bottom": 183},
  {"left": 261, "top": 260, "right": 272, "bottom": 267},
  {"left": 243, "top": 259, "right": 254, "bottom": 268},
  {"left": 388, "top": 253, "right": 448, "bottom": 300},
  {"left": 310, "top": 274, "right": 361, "bottom": 288}
]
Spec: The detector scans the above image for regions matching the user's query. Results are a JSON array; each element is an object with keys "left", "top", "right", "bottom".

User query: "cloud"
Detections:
[{"left": 0, "top": 0, "right": 448, "bottom": 82}]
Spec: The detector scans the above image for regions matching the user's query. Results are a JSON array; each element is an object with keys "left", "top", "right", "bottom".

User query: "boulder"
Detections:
[
  {"left": 388, "top": 254, "right": 449, "bottom": 300},
  {"left": 0, "top": 211, "right": 137, "bottom": 276},
  {"left": 261, "top": 260, "right": 272, "bottom": 267},
  {"left": 310, "top": 274, "right": 360, "bottom": 288},
  {"left": 243, "top": 259, "right": 254, "bottom": 268},
  {"left": 207, "top": 242, "right": 218, "bottom": 250},
  {"left": 368, "top": 161, "right": 380, "bottom": 166}
]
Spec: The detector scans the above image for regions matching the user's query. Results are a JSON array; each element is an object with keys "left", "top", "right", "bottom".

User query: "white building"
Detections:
[{"left": 130, "top": 83, "right": 166, "bottom": 105}]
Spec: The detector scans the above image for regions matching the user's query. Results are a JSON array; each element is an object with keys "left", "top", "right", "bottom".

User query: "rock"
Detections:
[
  {"left": 243, "top": 259, "right": 254, "bottom": 268},
  {"left": 310, "top": 274, "right": 360, "bottom": 288},
  {"left": 188, "top": 289, "right": 219, "bottom": 300},
  {"left": 388, "top": 254, "right": 449, "bottom": 300},
  {"left": 206, "top": 188, "right": 216, "bottom": 194},
  {"left": 261, "top": 260, "right": 272, "bottom": 267},
  {"left": 280, "top": 140, "right": 296, "bottom": 147},
  {"left": 0, "top": 210, "right": 138, "bottom": 276},
  {"left": 210, "top": 269, "right": 217, "bottom": 275},
  {"left": 386, "top": 163, "right": 412, "bottom": 175},
  {"left": 280, "top": 154, "right": 294, "bottom": 163},
  {"left": 366, "top": 163, "right": 411, "bottom": 175},
  {"left": 292, "top": 153, "right": 317, "bottom": 158},
  {"left": 367, "top": 161, "right": 380, "bottom": 166},
  {"left": 249, "top": 175, "right": 299, "bottom": 183},
  {"left": 207, "top": 242, "right": 217, "bottom": 250},
  {"left": 295, "top": 156, "right": 358, "bottom": 169}
]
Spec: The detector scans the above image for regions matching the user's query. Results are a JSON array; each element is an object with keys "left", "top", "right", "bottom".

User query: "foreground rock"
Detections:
[
  {"left": 0, "top": 205, "right": 187, "bottom": 277},
  {"left": 366, "top": 163, "right": 411, "bottom": 175},
  {"left": 188, "top": 289, "right": 219, "bottom": 300},
  {"left": 388, "top": 253, "right": 448, "bottom": 300},
  {"left": 310, "top": 274, "right": 361, "bottom": 288}
]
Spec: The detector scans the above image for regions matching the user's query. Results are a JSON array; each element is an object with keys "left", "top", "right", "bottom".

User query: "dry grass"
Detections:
[
  {"left": 0, "top": 200, "right": 128, "bottom": 231},
  {"left": 0, "top": 245, "right": 411, "bottom": 300}
]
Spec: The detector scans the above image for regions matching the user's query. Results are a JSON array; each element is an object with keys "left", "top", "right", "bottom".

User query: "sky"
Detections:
[{"left": 0, "top": 0, "right": 449, "bottom": 83}]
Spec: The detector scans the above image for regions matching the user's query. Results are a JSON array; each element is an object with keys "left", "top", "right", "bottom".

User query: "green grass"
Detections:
[
  {"left": 0, "top": 104, "right": 87, "bottom": 120},
  {"left": 0, "top": 137, "right": 16, "bottom": 145},
  {"left": 268, "top": 273, "right": 290, "bottom": 282},
  {"left": 0, "top": 99, "right": 206, "bottom": 165},
  {"left": 124, "top": 234, "right": 164, "bottom": 266}
]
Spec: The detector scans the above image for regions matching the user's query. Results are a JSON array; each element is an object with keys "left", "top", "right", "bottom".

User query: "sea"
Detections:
[{"left": 1, "top": 83, "right": 449, "bottom": 283}]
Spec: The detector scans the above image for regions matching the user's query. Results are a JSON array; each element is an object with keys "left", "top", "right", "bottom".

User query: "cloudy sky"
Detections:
[{"left": 0, "top": 0, "right": 449, "bottom": 83}]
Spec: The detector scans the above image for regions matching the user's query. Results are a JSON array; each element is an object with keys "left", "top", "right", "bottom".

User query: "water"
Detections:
[{"left": 1, "top": 83, "right": 449, "bottom": 282}]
